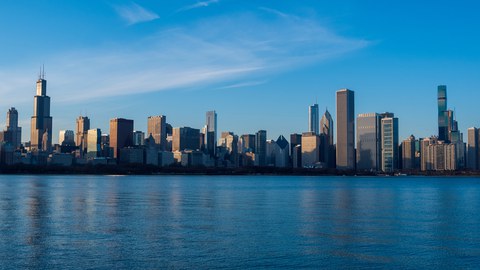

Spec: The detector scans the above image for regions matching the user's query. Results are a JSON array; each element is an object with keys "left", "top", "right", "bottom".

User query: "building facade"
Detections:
[
  {"left": 30, "top": 71, "right": 53, "bottom": 152},
  {"left": 381, "top": 115, "right": 399, "bottom": 172},
  {"left": 147, "top": 115, "right": 167, "bottom": 150},
  {"left": 87, "top": 128, "right": 102, "bottom": 158},
  {"left": 255, "top": 130, "right": 267, "bottom": 166},
  {"left": 172, "top": 127, "right": 201, "bottom": 152},
  {"left": 6, "top": 108, "right": 21, "bottom": 149},
  {"left": 205, "top": 111, "right": 217, "bottom": 157},
  {"left": 109, "top": 118, "right": 134, "bottom": 159},
  {"left": 309, "top": 103, "right": 319, "bottom": 134},
  {"left": 402, "top": 135, "right": 416, "bottom": 170},
  {"left": 75, "top": 116, "right": 90, "bottom": 150},
  {"left": 438, "top": 85, "right": 449, "bottom": 142},
  {"left": 320, "top": 109, "right": 335, "bottom": 168},
  {"left": 356, "top": 113, "right": 380, "bottom": 171},
  {"left": 301, "top": 132, "right": 320, "bottom": 168},
  {"left": 59, "top": 130, "right": 75, "bottom": 145},
  {"left": 336, "top": 89, "right": 355, "bottom": 170},
  {"left": 467, "top": 127, "right": 480, "bottom": 170}
]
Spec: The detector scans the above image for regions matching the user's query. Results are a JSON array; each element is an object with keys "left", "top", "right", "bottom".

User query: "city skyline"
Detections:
[{"left": 1, "top": 1, "right": 480, "bottom": 143}]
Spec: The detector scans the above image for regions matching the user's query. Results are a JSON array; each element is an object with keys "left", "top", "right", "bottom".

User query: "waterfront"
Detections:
[{"left": 0, "top": 175, "right": 479, "bottom": 269}]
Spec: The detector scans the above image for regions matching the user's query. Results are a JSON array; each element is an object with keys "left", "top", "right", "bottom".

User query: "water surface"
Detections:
[{"left": 0, "top": 175, "right": 479, "bottom": 269}]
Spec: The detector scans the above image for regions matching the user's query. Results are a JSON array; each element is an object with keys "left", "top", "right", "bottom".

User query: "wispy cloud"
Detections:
[
  {"left": 178, "top": 0, "right": 220, "bottom": 12},
  {"left": 114, "top": 2, "right": 159, "bottom": 25},
  {"left": 0, "top": 10, "right": 369, "bottom": 105},
  {"left": 217, "top": 80, "right": 268, "bottom": 90}
]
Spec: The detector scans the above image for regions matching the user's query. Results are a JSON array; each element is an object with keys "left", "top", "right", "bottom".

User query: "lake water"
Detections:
[{"left": 0, "top": 175, "right": 479, "bottom": 269}]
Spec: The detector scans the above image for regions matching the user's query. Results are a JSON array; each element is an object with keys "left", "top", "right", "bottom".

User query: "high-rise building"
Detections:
[
  {"left": 109, "top": 118, "right": 134, "bottom": 159},
  {"left": 205, "top": 111, "right": 217, "bottom": 156},
  {"left": 5, "top": 108, "right": 22, "bottom": 149},
  {"left": 75, "top": 116, "right": 90, "bottom": 151},
  {"left": 219, "top": 132, "right": 239, "bottom": 166},
  {"left": 320, "top": 109, "right": 335, "bottom": 168},
  {"left": 133, "top": 131, "right": 145, "bottom": 146},
  {"left": 30, "top": 69, "right": 53, "bottom": 152},
  {"left": 255, "top": 130, "right": 267, "bottom": 166},
  {"left": 290, "top": 133, "right": 302, "bottom": 167},
  {"left": 301, "top": 132, "right": 320, "bottom": 168},
  {"left": 467, "top": 127, "right": 480, "bottom": 170},
  {"left": 274, "top": 135, "right": 289, "bottom": 168},
  {"left": 356, "top": 113, "right": 380, "bottom": 171},
  {"left": 336, "top": 89, "right": 355, "bottom": 170},
  {"left": 59, "top": 130, "right": 75, "bottom": 145},
  {"left": 172, "top": 127, "right": 200, "bottom": 152},
  {"left": 402, "top": 135, "right": 416, "bottom": 170},
  {"left": 147, "top": 115, "right": 167, "bottom": 150},
  {"left": 240, "top": 134, "right": 256, "bottom": 153},
  {"left": 86, "top": 128, "right": 102, "bottom": 158},
  {"left": 381, "top": 115, "right": 399, "bottom": 172},
  {"left": 309, "top": 103, "right": 319, "bottom": 134},
  {"left": 438, "top": 85, "right": 448, "bottom": 142},
  {"left": 421, "top": 136, "right": 458, "bottom": 171}
]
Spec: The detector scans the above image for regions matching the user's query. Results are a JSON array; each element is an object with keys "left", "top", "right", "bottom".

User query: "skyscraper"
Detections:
[
  {"left": 402, "top": 135, "right": 416, "bottom": 170},
  {"left": 290, "top": 133, "right": 302, "bottom": 167},
  {"left": 356, "top": 113, "right": 380, "bottom": 171},
  {"left": 381, "top": 114, "right": 399, "bottom": 172},
  {"left": 309, "top": 103, "right": 319, "bottom": 134},
  {"left": 147, "top": 115, "right": 167, "bottom": 150},
  {"left": 75, "top": 116, "right": 90, "bottom": 150},
  {"left": 86, "top": 128, "right": 102, "bottom": 158},
  {"left": 467, "top": 127, "right": 480, "bottom": 170},
  {"left": 59, "top": 130, "right": 75, "bottom": 145},
  {"left": 320, "top": 109, "right": 335, "bottom": 168},
  {"left": 172, "top": 127, "right": 201, "bottom": 152},
  {"left": 274, "top": 135, "right": 290, "bottom": 168},
  {"left": 438, "top": 85, "right": 448, "bottom": 142},
  {"left": 255, "top": 130, "right": 267, "bottom": 166},
  {"left": 336, "top": 89, "right": 355, "bottom": 170},
  {"left": 205, "top": 111, "right": 217, "bottom": 156},
  {"left": 301, "top": 132, "right": 320, "bottom": 168},
  {"left": 6, "top": 107, "right": 21, "bottom": 149},
  {"left": 110, "top": 118, "right": 134, "bottom": 159},
  {"left": 133, "top": 131, "right": 145, "bottom": 146},
  {"left": 241, "top": 134, "right": 256, "bottom": 153},
  {"left": 30, "top": 68, "right": 53, "bottom": 152}
]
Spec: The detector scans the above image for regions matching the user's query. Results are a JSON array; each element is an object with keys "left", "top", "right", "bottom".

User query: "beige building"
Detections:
[
  {"left": 75, "top": 116, "right": 90, "bottom": 150},
  {"left": 421, "top": 136, "right": 457, "bottom": 171},
  {"left": 147, "top": 115, "right": 167, "bottom": 150},
  {"left": 301, "top": 132, "right": 320, "bottom": 168},
  {"left": 402, "top": 135, "right": 416, "bottom": 170}
]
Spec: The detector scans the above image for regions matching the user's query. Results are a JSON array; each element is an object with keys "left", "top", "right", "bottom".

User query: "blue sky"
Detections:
[{"left": 1, "top": 0, "right": 479, "bottom": 143}]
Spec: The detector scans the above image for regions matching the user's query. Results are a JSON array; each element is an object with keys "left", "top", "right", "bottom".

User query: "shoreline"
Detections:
[{"left": 1, "top": 164, "right": 479, "bottom": 177}]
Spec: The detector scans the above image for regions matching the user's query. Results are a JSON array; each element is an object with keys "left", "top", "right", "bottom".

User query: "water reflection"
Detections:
[{"left": 0, "top": 176, "right": 478, "bottom": 269}]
